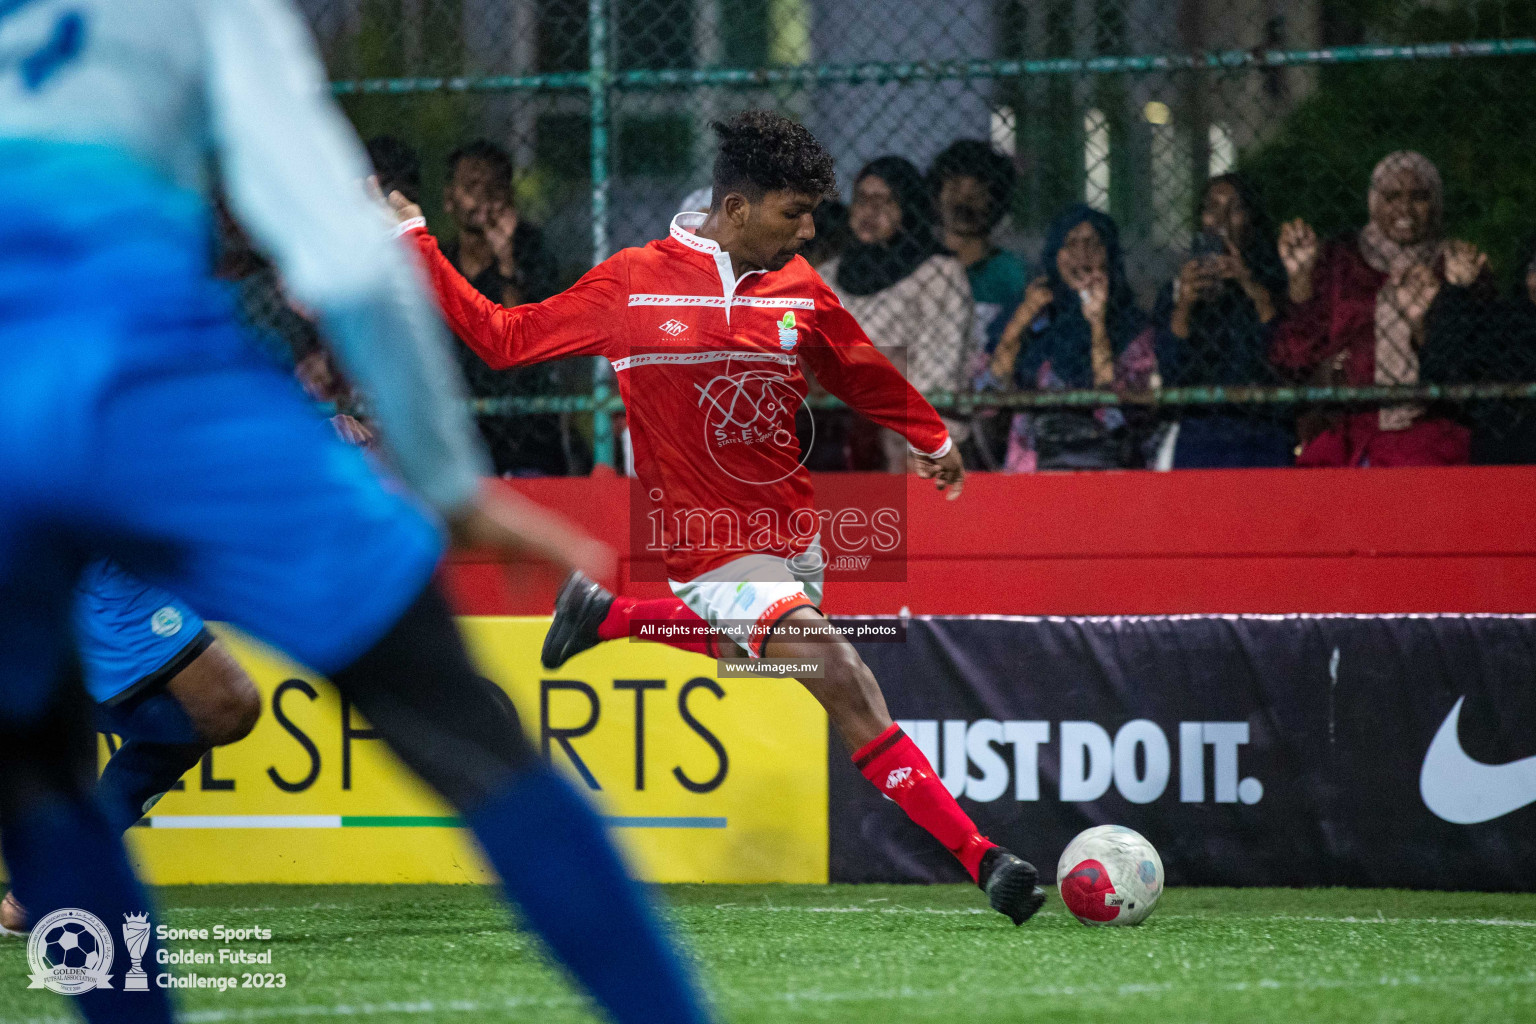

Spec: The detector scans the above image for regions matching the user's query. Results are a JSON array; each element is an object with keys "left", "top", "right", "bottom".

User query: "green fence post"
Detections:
[{"left": 589, "top": 0, "right": 615, "bottom": 470}]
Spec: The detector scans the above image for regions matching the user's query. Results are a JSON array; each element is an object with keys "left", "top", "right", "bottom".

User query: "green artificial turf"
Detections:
[{"left": 4, "top": 884, "right": 1534, "bottom": 1023}]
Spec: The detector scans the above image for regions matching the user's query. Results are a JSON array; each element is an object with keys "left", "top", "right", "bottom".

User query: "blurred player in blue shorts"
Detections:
[
  {"left": 0, "top": 560, "right": 260, "bottom": 935},
  {"left": 0, "top": 2, "right": 712, "bottom": 1023}
]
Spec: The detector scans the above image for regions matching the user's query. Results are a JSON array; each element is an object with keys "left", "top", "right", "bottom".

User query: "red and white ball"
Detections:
[{"left": 1056, "top": 825, "right": 1164, "bottom": 926}]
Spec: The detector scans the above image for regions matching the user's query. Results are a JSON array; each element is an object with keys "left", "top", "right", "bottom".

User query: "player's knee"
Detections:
[
  {"left": 198, "top": 690, "right": 259, "bottom": 746},
  {"left": 197, "top": 665, "right": 262, "bottom": 747},
  {"left": 817, "top": 645, "right": 878, "bottom": 710},
  {"left": 218, "top": 680, "right": 262, "bottom": 745},
  {"left": 167, "top": 640, "right": 262, "bottom": 746},
  {"left": 820, "top": 642, "right": 868, "bottom": 681}
]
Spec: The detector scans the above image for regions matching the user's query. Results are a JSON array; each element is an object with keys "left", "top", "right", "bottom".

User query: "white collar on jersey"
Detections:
[
  {"left": 669, "top": 211, "right": 717, "bottom": 254},
  {"left": 669, "top": 211, "right": 766, "bottom": 324}
]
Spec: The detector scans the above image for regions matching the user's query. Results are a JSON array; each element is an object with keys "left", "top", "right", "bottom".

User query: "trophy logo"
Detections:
[{"left": 122, "top": 912, "right": 152, "bottom": 992}]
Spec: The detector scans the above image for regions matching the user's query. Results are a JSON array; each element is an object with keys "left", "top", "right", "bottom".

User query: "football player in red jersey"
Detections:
[{"left": 391, "top": 111, "right": 1045, "bottom": 924}]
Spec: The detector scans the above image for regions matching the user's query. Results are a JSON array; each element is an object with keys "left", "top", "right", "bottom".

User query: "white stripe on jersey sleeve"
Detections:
[
  {"left": 626, "top": 294, "right": 816, "bottom": 309},
  {"left": 610, "top": 350, "right": 797, "bottom": 372}
]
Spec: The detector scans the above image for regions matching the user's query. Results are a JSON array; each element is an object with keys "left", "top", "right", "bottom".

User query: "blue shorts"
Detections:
[
  {"left": 73, "top": 560, "right": 210, "bottom": 706},
  {"left": 0, "top": 143, "right": 445, "bottom": 724}
]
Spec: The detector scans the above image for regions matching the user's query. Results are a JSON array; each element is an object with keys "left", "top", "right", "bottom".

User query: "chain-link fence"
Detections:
[{"left": 293, "top": 0, "right": 1536, "bottom": 471}]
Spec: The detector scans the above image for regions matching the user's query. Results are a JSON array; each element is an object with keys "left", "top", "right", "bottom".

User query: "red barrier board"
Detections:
[{"left": 440, "top": 467, "right": 1536, "bottom": 616}]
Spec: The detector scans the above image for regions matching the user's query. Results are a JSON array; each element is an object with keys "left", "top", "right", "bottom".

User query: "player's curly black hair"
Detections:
[
  {"left": 927, "top": 139, "right": 1017, "bottom": 229},
  {"left": 710, "top": 111, "right": 837, "bottom": 204}
]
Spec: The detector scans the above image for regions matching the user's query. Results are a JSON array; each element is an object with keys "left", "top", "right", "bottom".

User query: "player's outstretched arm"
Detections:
[
  {"left": 386, "top": 191, "right": 622, "bottom": 371},
  {"left": 799, "top": 288, "right": 962, "bottom": 500}
]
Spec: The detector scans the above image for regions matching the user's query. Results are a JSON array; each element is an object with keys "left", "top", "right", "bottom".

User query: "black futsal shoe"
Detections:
[
  {"left": 978, "top": 847, "right": 1048, "bottom": 926},
  {"left": 541, "top": 572, "right": 616, "bottom": 670}
]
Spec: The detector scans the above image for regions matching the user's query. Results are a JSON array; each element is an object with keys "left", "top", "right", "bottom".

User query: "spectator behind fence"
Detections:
[
  {"left": 1274, "top": 151, "right": 1496, "bottom": 467},
  {"left": 930, "top": 140, "right": 1027, "bottom": 469},
  {"left": 440, "top": 139, "right": 568, "bottom": 475},
  {"left": 1154, "top": 173, "right": 1293, "bottom": 468},
  {"left": 990, "top": 205, "right": 1157, "bottom": 471},
  {"left": 443, "top": 139, "right": 560, "bottom": 307},
  {"left": 826, "top": 156, "right": 974, "bottom": 471},
  {"left": 930, "top": 140, "right": 1027, "bottom": 355},
  {"left": 1421, "top": 232, "right": 1536, "bottom": 464}
]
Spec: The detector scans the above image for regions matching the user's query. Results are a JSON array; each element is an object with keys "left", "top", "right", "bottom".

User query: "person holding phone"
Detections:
[
  {"left": 988, "top": 205, "right": 1157, "bottom": 470},
  {"left": 1152, "top": 173, "right": 1292, "bottom": 467}
]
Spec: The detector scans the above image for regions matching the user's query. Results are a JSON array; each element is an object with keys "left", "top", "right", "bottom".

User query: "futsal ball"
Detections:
[
  {"left": 43, "top": 921, "right": 103, "bottom": 971},
  {"left": 1056, "top": 825, "right": 1164, "bottom": 926}
]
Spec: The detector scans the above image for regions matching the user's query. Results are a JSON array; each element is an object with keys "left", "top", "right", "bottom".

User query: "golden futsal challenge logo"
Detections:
[{"left": 25, "top": 908, "right": 115, "bottom": 995}]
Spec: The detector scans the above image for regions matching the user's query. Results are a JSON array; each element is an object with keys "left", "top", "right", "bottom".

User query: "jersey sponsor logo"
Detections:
[
  {"left": 777, "top": 311, "right": 799, "bottom": 351},
  {"left": 150, "top": 606, "right": 183, "bottom": 638},
  {"left": 1420, "top": 696, "right": 1536, "bottom": 824},
  {"left": 659, "top": 319, "right": 689, "bottom": 336}
]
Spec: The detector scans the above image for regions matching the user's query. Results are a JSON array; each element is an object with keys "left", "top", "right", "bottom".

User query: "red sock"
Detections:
[
  {"left": 854, "top": 724, "right": 995, "bottom": 883},
  {"left": 597, "top": 596, "right": 717, "bottom": 656}
]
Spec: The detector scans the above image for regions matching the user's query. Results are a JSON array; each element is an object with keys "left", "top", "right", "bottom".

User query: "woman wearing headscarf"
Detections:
[
  {"left": 1273, "top": 151, "right": 1496, "bottom": 467},
  {"left": 989, "top": 204, "right": 1157, "bottom": 470},
  {"left": 1154, "top": 173, "right": 1292, "bottom": 467},
  {"left": 825, "top": 156, "right": 974, "bottom": 471}
]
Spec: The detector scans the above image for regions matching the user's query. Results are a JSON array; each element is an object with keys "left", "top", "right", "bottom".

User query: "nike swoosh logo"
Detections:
[{"left": 1420, "top": 697, "right": 1536, "bottom": 824}]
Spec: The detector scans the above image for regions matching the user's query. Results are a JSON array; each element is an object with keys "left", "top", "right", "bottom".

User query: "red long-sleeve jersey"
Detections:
[{"left": 407, "top": 212, "right": 951, "bottom": 582}]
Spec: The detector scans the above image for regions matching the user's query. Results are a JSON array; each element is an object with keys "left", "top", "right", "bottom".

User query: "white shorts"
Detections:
[{"left": 669, "top": 536, "right": 824, "bottom": 658}]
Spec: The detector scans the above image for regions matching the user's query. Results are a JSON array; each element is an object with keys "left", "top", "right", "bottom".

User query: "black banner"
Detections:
[{"left": 833, "top": 615, "right": 1536, "bottom": 889}]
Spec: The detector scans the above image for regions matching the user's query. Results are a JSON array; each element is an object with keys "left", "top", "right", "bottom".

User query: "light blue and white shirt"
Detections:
[{"left": 0, "top": 0, "right": 486, "bottom": 516}]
